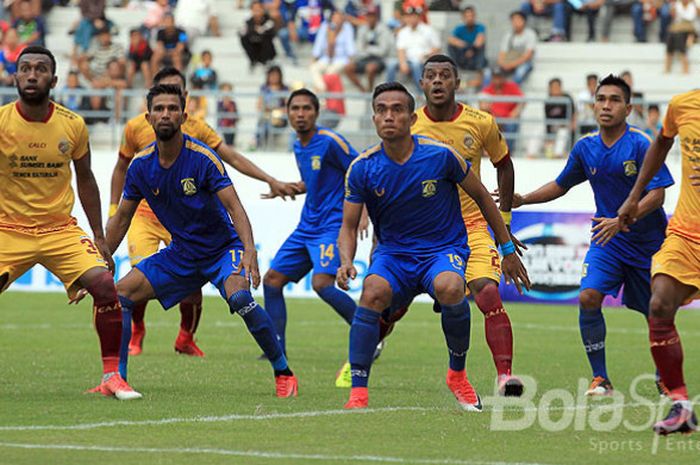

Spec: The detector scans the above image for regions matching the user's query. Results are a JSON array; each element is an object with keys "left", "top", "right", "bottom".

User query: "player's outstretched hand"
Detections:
[
  {"left": 94, "top": 237, "right": 115, "bottom": 273},
  {"left": 68, "top": 288, "right": 89, "bottom": 305},
  {"left": 690, "top": 166, "right": 700, "bottom": 190},
  {"left": 238, "top": 248, "right": 261, "bottom": 289},
  {"left": 358, "top": 213, "right": 370, "bottom": 241},
  {"left": 617, "top": 197, "right": 639, "bottom": 232},
  {"left": 261, "top": 180, "right": 304, "bottom": 201},
  {"left": 336, "top": 263, "right": 357, "bottom": 291},
  {"left": 491, "top": 188, "right": 524, "bottom": 209},
  {"left": 507, "top": 225, "right": 528, "bottom": 256},
  {"left": 591, "top": 216, "right": 620, "bottom": 246},
  {"left": 501, "top": 254, "right": 531, "bottom": 295}
]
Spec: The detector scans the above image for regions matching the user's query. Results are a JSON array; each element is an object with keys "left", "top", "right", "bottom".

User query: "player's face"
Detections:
[
  {"left": 372, "top": 90, "right": 417, "bottom": 141},
  {"left": 288, "top": 95, "right": 318, "bottom": 133},
  {"left": 421, "top": 62, "right": 459, "bottom": 107},
  {"left": 594, "top": 85, "right": 630, "bottom": 128},
  {"left": 14, "top": 54, "right": 56, "bottom": 105},
  {"left": 148, "top": 94, "right": 186, "bottom": 141}
]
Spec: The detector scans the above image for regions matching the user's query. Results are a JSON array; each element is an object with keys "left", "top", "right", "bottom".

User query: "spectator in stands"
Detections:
[
  {"left": 256, "top": 65, "right": 288, "bottom": 149},
  {"left": 59, "top": 70, "right": 88, "bottom": 113},
  {"left": 447, "top": 6, "right": 487, "bottom": 71},
  {"left": 481, "top": 66, "right": 524, "bottom": 153},
  {"left": 566, "top": 0, "right": 604, "bottom": 42},
  {"left": 190, "top": 50, "right": 218, "bottom": 90},
  {"left": 644, "top": 103, "right": 662, "bottom": 138},
  {"left": 344, "top": 5, "right": 392, "bottom": 92},
  {"left": 141, "top": 0, "right": 171, "bottom": 37},
  {"left": 621, "top": 69, "right": 646, "bottom": 127},
  {"left": 601, "top": 0, "right": 671, "bottom": 43},
  {"left": 526, "top": 77, "right": 576, "bottom": 159},
  {"left": 576, "top": 73, "right": 598, "bottom": 134},
  {"left": 174, "top": 0, "right": 220, "bottom": 40},
  {"left": 240, "top": 2, "right": 277, "bottom": 70},
  {"left": 390, "top": 0, "right": 429, "bottom": 28},
  {"left": 13, "top": 0, "right": 45, "bottom": 46},
  {"left": 127, "top": 27, "right": 153, "bottom": 87},
  {"left": 496, "top": 11, "right": 536, "bottom": 84},
  {"left": 0, "top": 28, "right": 24, "bottom": 87},
  {"left": 285, "top": 0, "right": 336, "bottom": 45},
  {"left": 72, "top": 0, "right": 107, "bottom": 54},
  {"left": 83, "top": 94, "right": 110, "bottom": 126},
  {"left": 80, "top": 27, "right": 125, "bottom": 85},
  {"left": 218, "top": 82, "right": 239, "bottom": 146},
  {"left": 8, "top": 0, "right": 40, "bottom": 19},
  {"left": 344, "top": 0, "right": 381, "bottom": 27},
  {"left": 519, "top": 0, "right": 567, "bottom": 41},
  {"left": 310, "top": 11, "right": 355, "bottom": 92},
  {"left": 386, "top": 6, "right": 440, "bottom": 92},
  {"left": 151, "top": 13, "right": 190, "bottom": 72},
  {"left": 665, "top": 0, "right": 696, "bottom": 74},
  {"left": 92, "top": 57, "right": 128, "bottom": 119}
]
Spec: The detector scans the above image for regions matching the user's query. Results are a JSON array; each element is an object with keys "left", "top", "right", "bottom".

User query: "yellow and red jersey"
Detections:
[
  {"left": 119, "top": 112, "right": 223, "bottom": 219},
  {"left": 412, "top": 103, "right": 509, "bottom": 228},
  {"left": 661, "top": 90, "right": 700, "bottom": 243},
  {"left": 0, "top": 101, "right": 90, "bottom": 232}
]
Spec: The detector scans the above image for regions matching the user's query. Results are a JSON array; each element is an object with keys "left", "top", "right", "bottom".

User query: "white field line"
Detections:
[
  {"left": 0, "top": 441, "right": 558, "bottom": 465},
  {"left": 0, "top": 402, "right": 650, "bottom": 432}
]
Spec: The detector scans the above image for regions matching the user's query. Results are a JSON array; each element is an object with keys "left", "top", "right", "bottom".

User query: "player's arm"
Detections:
[
  {"left": 105, "top": 198, "right": 139, "bottom": 254},
  {"left": 618, "top": 133, "right": 674, "bottom": 230},
  {"left": 216, "top": 143, "right": 303, "bottom": 200},
  {"left": 509, "top": 181, "right": 568, "bottom": 208},
  {"left": 592, "top": 187, "right": 666, "bottom": 246},
  {"left": 494, "top": 156, "right": 527, "bottom": 254},
  {"left": 459, "top": 170, "right": 531, "bottom": 294},
  {"left": 216, "top": 185, "right": 261, "bottom": 288},
  {"left": 73, "top": 151, "right": 115, "bottom": 272},
  {"left": 337, "top": 200, "right": 363, "bottom": 291},
  {"left": 110, "top": 156, "right": 131, "bottom": 217}
]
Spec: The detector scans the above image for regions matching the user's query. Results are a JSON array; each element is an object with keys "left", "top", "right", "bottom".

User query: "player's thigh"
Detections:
[
  {"left": 307, "top": 231, "right": 341, "bottom": 284},
  {"left": 651, "top": 233, "right": 700, "bottom": 306},
  {"left": 0, "top": 228, "right": 39, "bottom": 293},
  {"left": 204, "top": 243, "right": 250, "bottom": 300},
  {"left": 38, "top": 224, "right": 109, "bottom": 300},
  {"left": 134, "top": 248, "right": 203, "bottom": 309},
  {"left": 422, "top": 248, "right": 468, "bottom": 305},
  {"left": 465, "top": 228, "right": 501, "bottom": 296},
  {"left": 621, "top": 265, "right": 652, "bottom": 315},
  {"left": 116, "top": 267, "right": 156, "bottom": 303},
  {"left": 127, "top": 214, "right": 170, "bottom": 266},
  {"left": 363, "top": 252, "right": 412, "bottom": 311},
  {"left": 269, "top": 229, "right": 313, "bottom": 283},
  {"left": 580, "top": 247, "right": 625, "bottom": 301}
]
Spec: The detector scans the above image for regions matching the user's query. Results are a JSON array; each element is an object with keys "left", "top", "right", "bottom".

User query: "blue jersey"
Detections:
[
  {"left": 123, "top": 134, "right": 239, "bottom": 260},
  {"left": 294, "top": 126, "right": 358, "bottom": 232},
  {"left": 556, "top": 125, "right": 674, "bottom": 268},
  {"left": 345, "top": 135, "right": 470, "bottom": 255}
]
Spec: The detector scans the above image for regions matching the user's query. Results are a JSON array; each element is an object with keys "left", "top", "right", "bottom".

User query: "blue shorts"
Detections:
[
  {"left": 135, "top": 241, "right": 246, "bottom": 309},
  {"left": 581, "top": 246, "right": 651, "bottom": 314},
  {"left": 269, "top": 228, "right": 340, "bottom": 282},
  {"left": 368, "top": 246, "right": 469, "bottom": 312}
]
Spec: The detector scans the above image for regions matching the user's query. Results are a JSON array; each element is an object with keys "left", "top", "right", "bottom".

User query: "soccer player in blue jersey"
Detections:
[
  {"left": 338, "top": 82, "right": 530, "bottom": 410},
  {"left": 262, "top": 88, "right": 367, "bottom": 356},
  {"left": 106, "top": 84, "right": 298, "bottom": 397},
  {"left": 507, "top": 75, "right": 674, "bottom": 396}
]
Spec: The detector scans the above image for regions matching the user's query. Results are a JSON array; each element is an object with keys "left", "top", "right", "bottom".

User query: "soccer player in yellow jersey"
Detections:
[
  {"left": 412, "top": 55, "right": 524, "bottom": 395},
  {"left": 110, "top": 67, "right": 301, "bottom": 357},
  {"left": 619, "top": 89, "right": 700, "bottom": 435},
  {"left": 0, "top": 46, "right": 140, "bottom": 399}
]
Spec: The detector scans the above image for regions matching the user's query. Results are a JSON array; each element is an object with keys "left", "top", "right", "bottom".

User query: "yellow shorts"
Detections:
[
  {"left": 0, "top": 223, "right": 107, "bottom": 297},
  {"left": 465, "top": 226, "right": 502, "bottom": 295},
  {"left": 652, "top": 233, "right": 700, "bottom": 303},
  {"left": 127, "top": 214, "right": 171, "bottom": 266}
]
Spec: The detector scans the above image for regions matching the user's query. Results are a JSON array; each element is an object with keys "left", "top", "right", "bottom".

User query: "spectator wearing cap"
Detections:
[
  {"left": 481, "top": 67, "right": 524, "bottom": 153},
  {"left": 151, "top": 13, "right": 190, "bottom": 73},
  {"left": 344, "top": 5, "right": 392, "bottom": 91},
  {"left": 386, "top": 5, "right": 440, "bottom": 92},
  {"left": 495, "top": 11, "right": 537, "bottom": 84},
  {"left": 391, "top": 0, "right": 429, "bottom": 28},
  {"left": 310, "top": 10, "right": 355, "bottom": 92},
  {"left": 519, "top": 0, "right": 567, "bottom": 41},
  {"left": 447, "top": 6, "right": 487, "bottom": 71}
]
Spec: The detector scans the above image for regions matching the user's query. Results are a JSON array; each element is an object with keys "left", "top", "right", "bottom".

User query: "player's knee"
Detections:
[
  {"left": 579, "top": 289, "right": 604, "bottom": 310},
  {"left": 649, "top": 293, "right": 676, "bottom": 319},
  {"left": 311, "top": 274, "right": 335, "bottom": 294},
  {"left": 263, "top": 269, "right": 286, "bottom": 288},
  {"left": 434, "top": 279, "right": 465, "bottom": 306},
  {"left": 181, "top": 289, "right": 202, "bottom": 305},
  {"left": 86, "top": 271, "right": 118, "bottom": 305},
  {"left": 360, "top": 287, "right": 391, "bottom": 311}
]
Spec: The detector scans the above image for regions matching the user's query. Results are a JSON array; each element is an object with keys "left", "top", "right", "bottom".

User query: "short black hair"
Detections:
[
  {"left": 596, "top": 74, "right": 631, "bottom": 104},
  {"left": 510, "top": 10, "right": 526, "bottom": 21},
  {"left": 153, "top": 66, "right": 186, "bottom": 87},
  {"left": 286, "top": 88, "right": 319, "bottom": 112},
  {"left": 462, "top": 5, "right": 475, "bottom": 13},
  {"left": 422, "top": 54, "right": 459, "bottom": 79},
  {"left": 17, "top": 46, "right": 56, "bottom": 75},
  {"left": 648, "top": 104, "right": 660, "bottom": 113},
  {"left": 147, "top": 84, "right": 186, "bottom": 112},
  {"left": 372, "top": 81, "right": 415, "bottom": 113},
  {"left": 586, "top": 73, "right": 598, "bottom": 82},
  {"left": 548, "top": 77, "right": 562, "bottom": 86}
]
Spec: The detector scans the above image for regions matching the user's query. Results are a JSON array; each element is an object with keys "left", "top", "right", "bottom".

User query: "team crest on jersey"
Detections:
[
  {"left": 421, "top": 180, "right": 437, "bottom": 198},
  {"left": 58, "top": 139, "right": 70, "bottom": 154},
  {"left": 623, "top": 160, "right": 638, "bottom": 177},
  {"left": 311, "top": 156, "right": 321, "bottom": 170},
  {"left": 181, "top": 178, "right": 197, "bottom": 196},
  {"left": 463, "top": 135, "right": 474, "bottom": 149}
]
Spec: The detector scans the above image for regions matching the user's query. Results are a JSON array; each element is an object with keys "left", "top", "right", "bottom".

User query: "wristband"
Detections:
[
  {"left": 500, "top": 210, "right": 512, "bottom": 225},
  {"left": 109, "top": 203, "right": 118, "bottom": 218},
  {"left": 499, "top": 240, "right": 515, "bottom": 257}
]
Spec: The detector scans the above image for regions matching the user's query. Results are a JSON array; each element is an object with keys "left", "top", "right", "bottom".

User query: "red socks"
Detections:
[
  {"left": 474, "top": 284, "right": 513, "bottom": 377},
  {"left": 85, "top": 272, "right": 122, "bottom": 374},
  {"left": 649, "top": 316, "right": 688, "bottom": 400},
  {"left": 179, "top": 291, "right": 203, "bottom": 334}
]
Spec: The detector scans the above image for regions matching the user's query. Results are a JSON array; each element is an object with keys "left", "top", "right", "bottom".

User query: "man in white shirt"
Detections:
[
  {"left": 174, "top": 0, "right": 220, "bottom": 40},
  {"left": 386, "top": 6, "right": 440, "bottom": 91},
  {"left": 310, "top": 11, "right": 356, "bottom": 92}
]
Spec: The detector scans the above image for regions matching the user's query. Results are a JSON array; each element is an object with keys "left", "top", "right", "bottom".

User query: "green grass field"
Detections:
[{"left": 1, "top": 291, "right": 699, "bottom": 465}]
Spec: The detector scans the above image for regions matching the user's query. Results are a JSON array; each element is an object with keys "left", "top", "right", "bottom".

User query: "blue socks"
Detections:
[
  {"left": 117, "top": 295, "right": 133, "bottom": 380},
  {"left": 317, "top": 285, "right": 356, "bottom": 324},
  {"left": 440, "top": 299, "right": 471, "bottom": 372},
  {"left": 229, "top": 290, "right": 289, "bottom": 373},
  {"left": 348, "top": 307, "right": 381, "bottom": 388},
  {"left": 263, "top": 284, "right": 287, "bottom": 354},
  {"left": 579, "top": 307, "right": 607, "bottom": 379}
]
